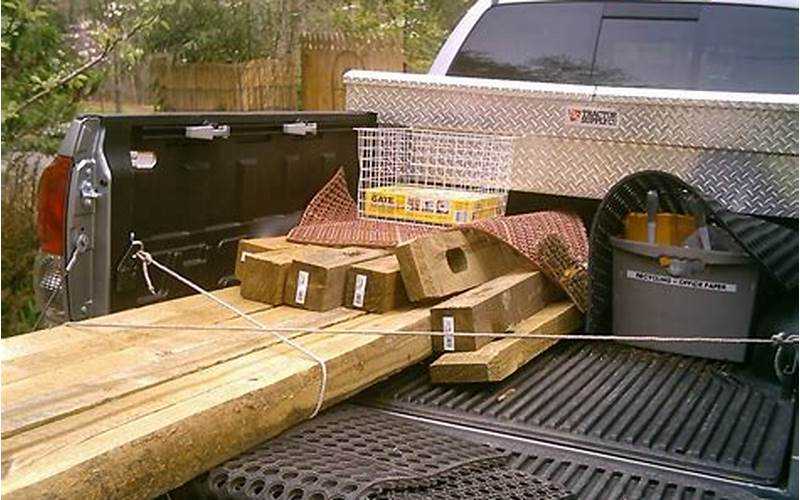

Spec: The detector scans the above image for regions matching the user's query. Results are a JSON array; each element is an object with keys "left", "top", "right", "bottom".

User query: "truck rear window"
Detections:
[{"left": 448, "top": 2, "right": 799, "bottom": 94}]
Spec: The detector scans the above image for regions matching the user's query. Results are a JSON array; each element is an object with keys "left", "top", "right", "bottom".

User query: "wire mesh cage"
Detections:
[{"left": 356, "top": 127, "right": 515, "bottom": 226}]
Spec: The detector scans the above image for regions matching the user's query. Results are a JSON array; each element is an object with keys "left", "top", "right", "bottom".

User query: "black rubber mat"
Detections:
[
  {"left": 359, "top": 341, "right": 796, "bottom": 485},
  {"left": 179, "top": 403, "right": 777, "bottom": 500},
  {"left": 186, "top": 405, "right": 571, "bottom": 500}
]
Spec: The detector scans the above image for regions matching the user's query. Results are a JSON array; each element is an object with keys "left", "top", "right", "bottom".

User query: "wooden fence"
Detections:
[
  {"left": 300, "top": 33, "right": 404, "bottom": 110},
  {"left": 150, "top": 56, "right": 297, "bottom": 111},
  {"left": 86, "top": 57, "right": 154, "bottom": 112},
  {"left": 146, "top": 32, "right": 404, "bottom": 112}
]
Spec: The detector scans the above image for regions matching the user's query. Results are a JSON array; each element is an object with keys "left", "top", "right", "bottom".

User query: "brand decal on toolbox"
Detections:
[
  {"left": 626, "top": 270, "right": 737, "bottom": 293},
  {"left": 565, "top": 106, "right": 619, "bottom": 128}
]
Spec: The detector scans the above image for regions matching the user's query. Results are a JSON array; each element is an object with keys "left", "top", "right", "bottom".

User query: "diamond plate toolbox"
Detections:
[{"left": 345, "top": 70, "right": 799, "bottom": 217}]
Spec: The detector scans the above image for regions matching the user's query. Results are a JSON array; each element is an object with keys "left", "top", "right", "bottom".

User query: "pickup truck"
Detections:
[{"left": 34, "top": 1, "right": 798, "bottom": 498}]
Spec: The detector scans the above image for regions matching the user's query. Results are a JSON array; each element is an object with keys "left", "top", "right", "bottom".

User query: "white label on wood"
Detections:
[
  {"left": 240, "top": 251, "right": 255, "bottom": 263},
  {"left": 295, "top": 270, "right": 309, "bottom": 304},
  {"left": 353, "top": 274, "right": 367, "bottom": 308},
  {"left": 442, "top": 316, "right": 455, "bottom": 352}
]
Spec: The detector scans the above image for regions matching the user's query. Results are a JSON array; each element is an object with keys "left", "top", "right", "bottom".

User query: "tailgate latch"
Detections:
[
  {"left": 185, "top": 124, "right": 230, "bottom": 140},
  {"left": 283, "top": 121, "right": 317, "bottom": 136}
]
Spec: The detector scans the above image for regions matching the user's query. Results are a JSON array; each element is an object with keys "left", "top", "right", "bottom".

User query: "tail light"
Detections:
[
  {"left": 37, "top": 155, "right": 72, "bottom": 255},
  {"left": 34, "top": 155, "right": 73, "bottom": 327}
]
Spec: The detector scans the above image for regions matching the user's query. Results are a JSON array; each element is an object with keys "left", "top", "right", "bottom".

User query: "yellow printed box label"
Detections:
[{"left": 364, "top": 185, "right": 503, "bottom": 225}]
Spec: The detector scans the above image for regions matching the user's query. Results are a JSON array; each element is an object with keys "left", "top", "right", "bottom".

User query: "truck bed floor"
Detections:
[{"left": 358, "top": 341, "right": 795, "bottom": 487}]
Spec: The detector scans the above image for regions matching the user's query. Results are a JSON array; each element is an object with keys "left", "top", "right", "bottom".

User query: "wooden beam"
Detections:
[
  {"left": 2, "top": 306, "right": 363, "bottom": 438},
  {"left": 344, "top": 254, "right": 408, "bottom": 313},
  {"left": 2, "top": 287, "right": 271, "bottom": 384},
  {"left": 431, "top": 272, "right": 556, "bottom": 351},
  {"left": 235, "top": 236, "right": 300, "bottom": 279},
  {"left": 2, "top": 308, "right": 432, "bottom": 499},
  {"left": 396, "top": 229, "right": 531, "bottom": 302},
  {"left": 238, "top": 247, "right": 316, "bottom": 305},
  {"left": 284, "top": 247, "right": 389, "bottom": 311},
  {"left": 429, "top": 302, "right": 582, "bottom": 383}
]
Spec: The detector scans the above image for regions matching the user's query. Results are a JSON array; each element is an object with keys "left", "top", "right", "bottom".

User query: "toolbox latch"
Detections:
[
  {"left": 185, "top": 124, "right": 230, "bottom": 140},
  {"left": 283, "top": 121, "right": 317, "bottom": 136}
]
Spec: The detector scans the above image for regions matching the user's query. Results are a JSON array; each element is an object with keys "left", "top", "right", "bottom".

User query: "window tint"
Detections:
[
  {"left": 593, "top": 5, "right": 799, "bottom": 93},
  {"left": 449, "top": 2, "right": 798, "bottom": 94},
  {"left": 697, "top": 5, "right": 797, "bottom": 93},
  {"left": 447, "top": 3, "right": 603, "bottom": 84}
]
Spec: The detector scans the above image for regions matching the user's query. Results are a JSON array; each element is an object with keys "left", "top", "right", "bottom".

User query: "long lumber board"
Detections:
[
  {"left": 2, "top": 287, "right": 272, "bottom": 384},
  {"left": 429, "top": 302, "right": 582, "bottom": 383},
  {"left": 2, "top": 306, "right": 363, "bottom": 438},
  {"left": 2, "top": 307, "right": 432, "bottom": 499},
  {"left": 2, "top": 287, "right": 267, "bottom": 364}
]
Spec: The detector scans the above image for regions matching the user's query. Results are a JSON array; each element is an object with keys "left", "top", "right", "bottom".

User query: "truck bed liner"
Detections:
[
  {"left": 191, "top": 404, "right": 775, "bottom": 499},
  {"left": 359, "top": 341, "right": 795, "bottom": 485}
]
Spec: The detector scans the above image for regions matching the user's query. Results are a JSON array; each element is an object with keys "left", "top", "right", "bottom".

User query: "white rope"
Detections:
[
  {"left": 64, "top": 320, "right": 798, "bottom": 345},
  {"left": 130, "top": 246, "right": 329, "bottom": 419}
]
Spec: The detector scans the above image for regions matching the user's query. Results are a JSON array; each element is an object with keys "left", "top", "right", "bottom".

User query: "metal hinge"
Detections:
[
  {"left": 283, "top": 122, "right": 317, "bottom": 136},
  {"left": 185, "top": 124, "right": 230, "bottom": 140},
  {"left": 74, "top": 158, "right": 104, "bottom": 209}
]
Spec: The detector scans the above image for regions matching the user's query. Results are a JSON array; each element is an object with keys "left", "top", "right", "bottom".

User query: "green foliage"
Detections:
[
  {"left": 324, "top": 0, "right": 472, "bottom": 72},
  {"left": 1, "top": 0, "right": 98, "bottom": 153},
  {"left": 145, "top": 0, "right": 470, "bottom": 71},
  {"left": 145, "top": 0, "right": 297, "bottom": 63},
  {"left": 1, "top": 157, "right": 42, "bottom": 337},
  {"left": 2, "top": 0, "right": 168, "bottom": 153}
]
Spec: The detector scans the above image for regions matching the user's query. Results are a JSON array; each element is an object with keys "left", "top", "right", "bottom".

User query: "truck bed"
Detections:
[
  {"left": 189, "top": 341, "right": 796, "bottom": 499},
  {"left": 359, "top": 341, "right": 795, "bottom": 486}
]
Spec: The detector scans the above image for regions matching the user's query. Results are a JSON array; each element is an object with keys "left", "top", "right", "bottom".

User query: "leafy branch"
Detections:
[{"left": 12, "top": 12, "right": 159, "bottom": 116}]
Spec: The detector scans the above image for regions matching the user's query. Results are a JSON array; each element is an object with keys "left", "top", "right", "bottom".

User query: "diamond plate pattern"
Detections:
[
  {"left": 345, "top": 72, "right": 798, "bottom": 217},
  {"left": 513, "top": 136, "right": 798, "bottom": 217}
]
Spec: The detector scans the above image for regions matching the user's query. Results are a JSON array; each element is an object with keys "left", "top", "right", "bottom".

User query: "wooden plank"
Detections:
[
  {"left": 430, "top": 271, "right": 555, "bottom": 352},
  {"left": 2, "top": 308, "right": 431, "bottom": 499},
  {"left": 344, "top": 254, "right": 408, "bottom": 313},
  {"left": 396, "top": 229, "right": 532, "bottom": 302},
  {"left": 429, "top": 302, "right": 582, "bottom": 383},
  {"left": 284, "top": 246, "right": 389, "bottom": 311},
  {"left": 239, "top": 247, "right": 315, "bottom": 305},
  {"left": 1, "top": 287, "right": 269, "bottom": 380},
  {"left": 2, "top": 306, "right": 363, "bottom": 438},
  {"left": 234, "top": 236, "right": 300, "bottom": 279}
]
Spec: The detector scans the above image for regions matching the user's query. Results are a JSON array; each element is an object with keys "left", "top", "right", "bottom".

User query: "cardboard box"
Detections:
[{"left": 363, "top": 185, "right": 503, "bottom": 226}]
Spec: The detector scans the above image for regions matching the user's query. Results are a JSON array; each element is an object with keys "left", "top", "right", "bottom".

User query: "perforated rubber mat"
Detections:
[
  {"left": 181, "top": 403, "right": 773, "bottom": 500},
  {"left": 196, "top": 405, "right": 571, "bottom": 500},
  {"left": 365, "top": 459, "right": 574, "bottom": 499},
  {"left": 360, "top": 341, "right": 796, "bottom": 485}
]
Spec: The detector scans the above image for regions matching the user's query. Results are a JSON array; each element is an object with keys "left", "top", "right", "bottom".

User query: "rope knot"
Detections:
[
  {"left": 771, "top": 332, "right": 799, "bottom": 345},
  {"left": 133, "top": 248, "right": 157, "bottom": 295}
]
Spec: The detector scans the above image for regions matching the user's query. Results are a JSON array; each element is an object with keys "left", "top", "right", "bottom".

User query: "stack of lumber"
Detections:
[
  {"left": 238, "top": 231, "right": 584, "bottom": 385},
  {"left": 2, "top": 287, "right": 432, "bottom": 498},
  {"left": 2, "top": 228, "right": 583, "bottom": 498}
]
